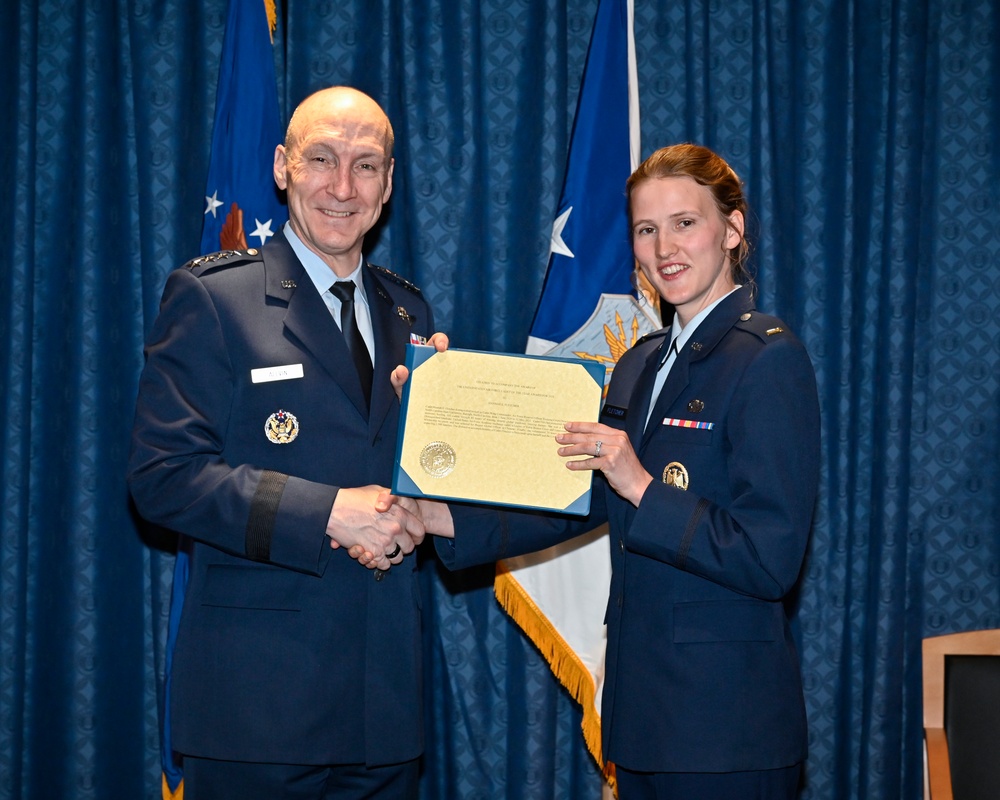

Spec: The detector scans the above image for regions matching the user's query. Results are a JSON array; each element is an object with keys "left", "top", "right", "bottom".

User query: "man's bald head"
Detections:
[{"left": 284, "top": 87, "right": 394, "bottom": 160}]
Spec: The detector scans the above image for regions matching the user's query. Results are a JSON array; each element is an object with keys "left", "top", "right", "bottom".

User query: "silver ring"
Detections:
[
  {"left": 594, "top": 440, "right": 603, "bottom": 458},
  {"left": 386, "top": 543, "right": 402, "bottom": 560}
]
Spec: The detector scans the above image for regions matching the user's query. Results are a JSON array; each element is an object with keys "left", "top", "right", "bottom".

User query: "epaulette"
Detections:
[
  {"left": 370, "top": 264, "right": 422, "bottom": 296},
  {"left": 734, "top": 310, "right": 788, "bottom": 343},
  {"left": 184, "top": 248, "right": 264, "bottom": 274},
  {"left": 633, "top": 328, "right": 671, "bottom": 347}
]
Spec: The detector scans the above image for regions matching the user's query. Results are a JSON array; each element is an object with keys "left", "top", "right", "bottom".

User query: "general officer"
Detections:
[
  {"left": 128, "top": 86, "right": 443, "bottom": 799},
  {"left": 403, "top": 144, "right": 821, "bottom": 799}
]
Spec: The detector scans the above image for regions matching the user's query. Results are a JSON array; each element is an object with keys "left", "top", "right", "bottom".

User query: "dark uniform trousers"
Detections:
[
  {"left": 615, "top": 763, "right": 802, "bottom": 800},
  {"left": 182, "top": 757, "right": 420, "bottom": 800}
]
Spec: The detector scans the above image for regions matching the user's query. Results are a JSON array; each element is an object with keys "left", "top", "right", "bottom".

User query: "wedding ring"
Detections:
[
  {"left": 594, "top": 440, "right": 603, "bottom": 458},
  {"left": 386, "top": 543, "right": 402, "bottom": 560}
]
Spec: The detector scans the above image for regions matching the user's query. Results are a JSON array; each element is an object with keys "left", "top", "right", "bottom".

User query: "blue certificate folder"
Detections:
[{"left": 392, "top": 345, "right": 606, "bottom": 515}]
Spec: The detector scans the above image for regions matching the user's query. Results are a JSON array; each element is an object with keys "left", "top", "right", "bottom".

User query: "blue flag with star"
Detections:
[
  {"left": 527, "top": 0, "right": 637, "bottom": 353},
  {"left": 498, "top": 1, "right": 641, "bottom": 784},
  {"left": 200, "top": 0, "right": 286, "bottom": 254},
  {"left": 163, "top": 3, "right": 283, "bottom": 798}
]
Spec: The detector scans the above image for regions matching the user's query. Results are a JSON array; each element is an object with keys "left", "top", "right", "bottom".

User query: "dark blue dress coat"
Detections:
[
  {"left": 437, "top": 285, "right": 820, "bottom": 774},
  {"left": 128, "top": 231, "right": 433, "bottom": 766}
]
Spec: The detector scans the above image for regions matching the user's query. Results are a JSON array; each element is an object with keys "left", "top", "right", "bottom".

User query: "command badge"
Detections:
[
  {"left": 662, "top": 461, "right": 689, "bottom": 490},
  {"left": 265, "top": 409, "right": 299, "bottom": 444}
]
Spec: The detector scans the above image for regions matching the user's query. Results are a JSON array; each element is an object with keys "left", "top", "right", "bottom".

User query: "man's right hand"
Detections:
[
  {"left": 326, "top": 485, "right": 424, "bottom": 570},
  {"left": 390, "top": 332, "right": 449, "bottom": 401}
]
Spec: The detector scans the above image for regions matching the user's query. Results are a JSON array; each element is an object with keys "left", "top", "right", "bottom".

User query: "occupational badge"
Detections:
[
  {"left": 662, "top": 461, "right": 689, "bottom": 490},
  {"left": 264, "top": 409, "right": 299, "bottom": 444},
  {"left": 397, "top": 306, "right": 415, "bottom": 326}
]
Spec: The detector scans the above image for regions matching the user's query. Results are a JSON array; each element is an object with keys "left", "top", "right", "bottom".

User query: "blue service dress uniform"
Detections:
[
  {"left": 128, "top": 231, "right": 433, "bottom": 767},
  {"left": 436, "top": 285, "right": 820, "bottom": 775}
]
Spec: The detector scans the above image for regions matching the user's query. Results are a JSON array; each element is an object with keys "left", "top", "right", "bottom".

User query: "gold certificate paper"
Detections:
[{"left": 392, "top": 346, "right": 605, "bottom": 515}]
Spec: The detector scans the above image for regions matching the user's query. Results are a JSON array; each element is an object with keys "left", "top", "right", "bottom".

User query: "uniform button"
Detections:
[
  {"left": 375, "top": 571, "right": 385, "bottom": 582},
  {"left": 617, "top": 594, "right": 623, "bottom": 608},
  {"left": 619, "top": 539, "right": 625, "bottom": 553}
]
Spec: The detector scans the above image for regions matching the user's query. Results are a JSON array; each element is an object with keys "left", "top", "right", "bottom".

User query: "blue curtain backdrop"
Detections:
[{"left": 2, "top": 1, "right": 998, "bottom": 799}]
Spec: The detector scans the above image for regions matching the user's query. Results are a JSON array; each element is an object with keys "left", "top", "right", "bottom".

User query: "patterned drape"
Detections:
[{"left": 2, "top": 1, "right": 997, "bottom": 799}]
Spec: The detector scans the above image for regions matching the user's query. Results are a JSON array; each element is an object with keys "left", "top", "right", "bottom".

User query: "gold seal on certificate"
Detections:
[
  {"left": 392, "top": 346, "right": 605, "bottom": 515},
  {"left": 419, "top": 441, "right": 457, "bottom": 477}
]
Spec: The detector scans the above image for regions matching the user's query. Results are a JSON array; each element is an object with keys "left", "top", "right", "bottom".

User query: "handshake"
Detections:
[
  {"left": 326, "top": 331, "right": 454, "bottom": 572},
  {"left": 324, "top": 485, "right": 454, "bottom": 571}
]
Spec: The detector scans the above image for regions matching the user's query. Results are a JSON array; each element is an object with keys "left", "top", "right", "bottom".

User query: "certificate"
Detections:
[{"left": 392, "top": 346, "right": 605, "bottom": 515}]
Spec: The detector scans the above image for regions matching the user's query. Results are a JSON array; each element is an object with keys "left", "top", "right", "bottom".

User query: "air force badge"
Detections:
[{"left": 265, "top": 409, "right": 299, "bottom": 444}]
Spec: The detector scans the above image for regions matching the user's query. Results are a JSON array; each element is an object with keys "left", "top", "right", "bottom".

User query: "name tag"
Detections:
[
  {"left": 251, "top": 364, "right": 304, "bottom": 384},
  {"left": 602, "top": 404, "right": 627, "bottom": 421}
]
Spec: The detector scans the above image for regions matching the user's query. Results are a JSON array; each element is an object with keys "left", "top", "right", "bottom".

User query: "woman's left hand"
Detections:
[{"left": 557, "top": 422, "right": 653, "bottom": 508}]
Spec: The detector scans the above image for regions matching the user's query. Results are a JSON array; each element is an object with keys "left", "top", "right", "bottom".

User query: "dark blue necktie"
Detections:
[{"left": 658, "top": 335, "right": 680, "bottom": 370}]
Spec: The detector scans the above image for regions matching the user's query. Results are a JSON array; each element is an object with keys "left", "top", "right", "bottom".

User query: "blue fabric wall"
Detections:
[{"left": 1, "top": 1, "right": 997, "bottom": 798}]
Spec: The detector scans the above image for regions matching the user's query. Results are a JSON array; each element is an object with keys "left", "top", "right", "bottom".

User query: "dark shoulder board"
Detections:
[
  {"left": 370, "top": 264, "right": 423, "bottom": 296},
  {"left": 734, "top": 310, "right": 789, "bottom": 344},
  {"left": 184, "top": 248, "right": 264, "bottom": 276},
  {"left": 633, "top": 328, "right": 671, "bottom": 348}
]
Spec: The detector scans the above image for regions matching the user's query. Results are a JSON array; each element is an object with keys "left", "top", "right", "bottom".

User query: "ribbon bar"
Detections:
[{"left": 662, "top": 417, "right": 714, "bottom": 430}]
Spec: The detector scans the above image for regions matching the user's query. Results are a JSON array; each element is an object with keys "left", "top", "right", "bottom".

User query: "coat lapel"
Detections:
[
  {"left": 364, "top": 266, "right": 415, "bottom": 437},
  {"left": 264, "top": 234, "right": 370, "bottom": 419},
  {"left": 640, "top": 343, "right": 696, "bottom": 450},
  {"left": 638, "top": 286, "right": 756, "bottom": 450},
  {"left": 627, "top": 343, "right": 665, "bottom": 447}
]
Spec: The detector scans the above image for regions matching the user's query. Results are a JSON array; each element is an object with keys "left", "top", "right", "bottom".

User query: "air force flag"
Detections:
[
  {"left": 525, "top": 0, "right": 641, "bottom": 355},
  {"left": 497, "top": 0, "right": 645, "bottom": 789},
  {"left": 163, "top": 3, "right": 285, "bottom": 799},
  {"left": 200, "top": 0, "right": 286, "bottom": 254}
]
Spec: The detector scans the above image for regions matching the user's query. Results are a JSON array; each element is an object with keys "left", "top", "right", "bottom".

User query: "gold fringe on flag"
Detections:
[
  {"left": 494, "top": 561, "right": 617, "bottom": 793},
  {"left": 162, "top": 774, "right": 183, "bottom": 800},
  {"left": 264, "top": 0, "right": 277, "bottom": 42}
]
